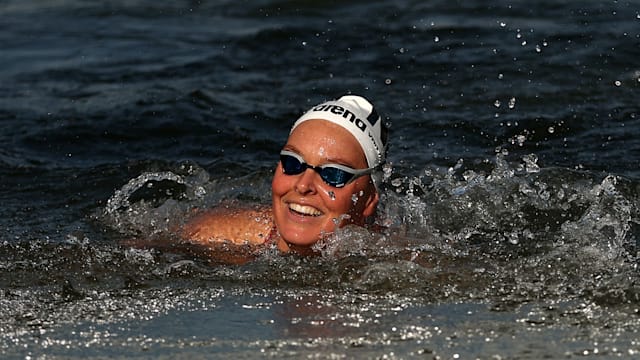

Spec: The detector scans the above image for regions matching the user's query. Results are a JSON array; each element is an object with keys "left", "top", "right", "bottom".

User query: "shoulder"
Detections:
[{"left": 181, "top": 203, "right": 274, "bottom": 246}]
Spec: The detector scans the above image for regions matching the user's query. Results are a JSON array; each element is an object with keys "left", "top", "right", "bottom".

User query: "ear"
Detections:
[{"left": 361, "top": 187, "right": 380, "bottom": 218}]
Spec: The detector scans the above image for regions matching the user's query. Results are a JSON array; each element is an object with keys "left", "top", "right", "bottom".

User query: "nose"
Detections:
[{"left": 294, "top": 168, "right": 319, "bottom": 195}]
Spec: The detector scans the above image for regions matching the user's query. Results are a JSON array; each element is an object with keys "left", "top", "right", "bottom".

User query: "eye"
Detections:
[{"left": 280, "top": 151, "right": 307, "bottom": 175}]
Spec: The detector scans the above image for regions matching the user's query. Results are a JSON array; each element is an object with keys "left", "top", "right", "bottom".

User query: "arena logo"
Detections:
[{"left": 310, "top": 104, "right": 372, "bottom": 131}]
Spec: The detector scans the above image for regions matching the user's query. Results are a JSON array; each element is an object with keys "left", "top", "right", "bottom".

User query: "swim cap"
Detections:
[{"left": 291, "top": 95, "right": 387, "bottom": 169}]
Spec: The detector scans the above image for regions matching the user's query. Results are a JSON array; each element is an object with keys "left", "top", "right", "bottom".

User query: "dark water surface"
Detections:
[{"left": 2, "top": 0, "right": 640, "bottom": 358}]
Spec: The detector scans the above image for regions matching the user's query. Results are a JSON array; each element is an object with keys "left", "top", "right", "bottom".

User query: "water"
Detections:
[{"left": 2, "top": 0, "right": 640, "bottom": 358}]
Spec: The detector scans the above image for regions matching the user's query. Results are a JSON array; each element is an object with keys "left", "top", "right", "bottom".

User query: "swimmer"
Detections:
[{"left": 182, "top": 95, "right": 388, "bottom": 255}]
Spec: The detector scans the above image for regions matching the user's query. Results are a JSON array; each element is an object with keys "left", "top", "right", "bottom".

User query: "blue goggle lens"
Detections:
[{"left": 279, "top": 151, "right": 371, "bottom": 188}]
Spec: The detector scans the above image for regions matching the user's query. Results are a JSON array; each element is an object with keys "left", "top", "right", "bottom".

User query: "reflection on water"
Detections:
[{"left": 4, "top": 285, "right": 640, "bottom": 358}]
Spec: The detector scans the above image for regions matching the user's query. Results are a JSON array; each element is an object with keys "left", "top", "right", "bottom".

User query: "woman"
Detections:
[{"left": 182, "top": 95, "right": 388, "bottom": 255}]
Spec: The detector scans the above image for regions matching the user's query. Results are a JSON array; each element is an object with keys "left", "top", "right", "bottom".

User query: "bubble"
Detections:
[
  {"left": 508, "top": 97, "right": 516, "bottom": 109},
  {"left": 494, "top": 100, "right": 501, "bottom": 108},
  {"left": 548, "top": 126, "right": 555, "bottom": 134},
  {"left": 434, "top": 36, "right": 440, "bottom": 42},
  {"left": 614, "top": 80, "right": 622, "bottom": 86},
  {"left": 498, "top": 73, "right": 504, "bottom": 80},
  {"left": 385, "top": 78, "right": 392, "bottom": 85}
]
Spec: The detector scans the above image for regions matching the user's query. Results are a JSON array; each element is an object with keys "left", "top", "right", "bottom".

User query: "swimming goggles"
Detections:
[{"left": 279, "top": 150, "right": 374, "bottom": 188}]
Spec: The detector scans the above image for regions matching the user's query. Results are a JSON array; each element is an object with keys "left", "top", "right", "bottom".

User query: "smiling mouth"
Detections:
[{"left": 288, "top": 203, "right": 322, "bottom": 217}]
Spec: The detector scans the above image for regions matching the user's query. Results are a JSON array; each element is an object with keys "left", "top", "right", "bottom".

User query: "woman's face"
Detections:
[{"left": 271, "top": 120, "right": 379, "bottom": 251}]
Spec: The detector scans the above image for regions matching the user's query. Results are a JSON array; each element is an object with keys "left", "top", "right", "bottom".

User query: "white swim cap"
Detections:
[{"left": 291, "top": 95, "right": 387, "bottom": 169}]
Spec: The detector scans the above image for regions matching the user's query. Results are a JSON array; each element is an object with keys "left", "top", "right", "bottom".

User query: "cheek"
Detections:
[
  {"left": 271, "top": 167, "right": 290, "bottom": 197},
  {"left": 324, "top": 188, "right": 358, "bottom": 214},
  {"left": 339, "top": 184, "right": 371, "bottom": 215}
]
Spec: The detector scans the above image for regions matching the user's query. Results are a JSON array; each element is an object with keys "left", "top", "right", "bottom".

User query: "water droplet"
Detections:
[
  {"left": 382, "top": 164, "right": 393, "bottom": 182},
  {"left": 523, "top": 153, "right": 540, "bottom": 173},
  {"left": 194, "top": 186, "right": 206, "bottom": 198},
  {"left": 557, "top": 189, "right": 565, "bottom": 200},
  {"left": 328, "top": 191, "right": 336, "bottom": 200},
  {"left": 539, "top": 190, "right": 550, "bottom": 201}
]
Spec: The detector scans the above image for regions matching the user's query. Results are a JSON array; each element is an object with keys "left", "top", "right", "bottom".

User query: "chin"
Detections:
[
  {"left": 281, "top": 231, "right": 322, "bottom": 247},
  {"left": 275, "top": 212, "right": 330, "bottom": 248}
]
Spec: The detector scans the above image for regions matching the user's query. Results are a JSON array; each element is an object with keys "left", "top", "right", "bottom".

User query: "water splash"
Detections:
[
  {"left": 379, "top": 153, "right": 637, "bottom": 264},
  {"left": 105, "top": 171, "right": 187, "bottom": 214},
  {"left": 82, "top": 152, "right": 640, "bottom": 306},
  {"left": 100, "top": 163, "right": 212, "bottom": 237}
]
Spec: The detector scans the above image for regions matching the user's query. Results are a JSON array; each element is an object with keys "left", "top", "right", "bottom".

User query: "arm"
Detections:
[{"left": 181, "top": 204, "right": 274, "bottom": 246}]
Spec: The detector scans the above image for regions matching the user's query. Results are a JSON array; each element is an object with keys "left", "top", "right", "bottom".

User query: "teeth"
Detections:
[{"left": 289, "top": 203, "right": 322, "bottom": 216}]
